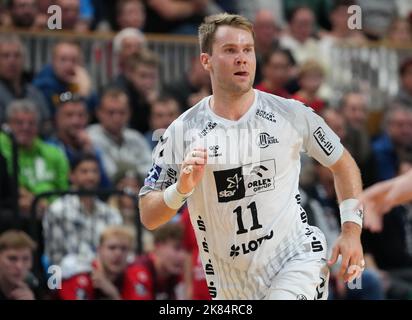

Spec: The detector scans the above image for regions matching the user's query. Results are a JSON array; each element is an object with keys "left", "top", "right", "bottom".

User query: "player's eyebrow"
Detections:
[{"left": 221, "top": 43, "right": 254, "bottom": 48}]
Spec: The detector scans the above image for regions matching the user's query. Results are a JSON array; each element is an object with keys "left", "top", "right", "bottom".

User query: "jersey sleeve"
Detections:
[
  {"left": 139, "top": 121, "right": 183, "bottom": 197},
  {"left": 290, "top": 100, "right": 344, "bottom": 167}
]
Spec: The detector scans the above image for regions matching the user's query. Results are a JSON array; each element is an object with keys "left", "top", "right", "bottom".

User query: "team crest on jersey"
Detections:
[
  {"left": 256, "top": 132, "right": 279, "bottom": 148},
  {"left": 313, "top": 127, "right": 335, "bottom": 155}
]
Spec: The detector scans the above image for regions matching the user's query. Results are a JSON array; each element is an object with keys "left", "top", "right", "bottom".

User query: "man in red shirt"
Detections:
[
  {"left": 59, "top": 225, "right": 139, "bottom": 300},
  {"left": 127, "top": 221, "right": 186, "bottom": 299}
]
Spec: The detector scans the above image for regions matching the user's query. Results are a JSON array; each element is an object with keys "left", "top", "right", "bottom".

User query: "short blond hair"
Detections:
[
  {"left": 0, "top": 230, "right": 37, "bottom": 253},
  {"left": 198, "top": 13, "right": 255, "bottom": 54},
  {"left": 99, "top": 225, "right": 136, "bottom": 249},
  {"left": 297, "top": 60, "right": 325, "bottom": 78}
]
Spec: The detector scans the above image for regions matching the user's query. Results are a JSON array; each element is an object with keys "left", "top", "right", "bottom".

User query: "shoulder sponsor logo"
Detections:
[
  {"left": 144, "top": 164, "right": 162, "bottom": 187},
  {"left": 313, "top": 127, "right": 335, "bottom": 155},
  {"left": 256, "top": 109, "right": 277, "bottom": 123},
  {"left": 256, "top": 132, "right": 279, "bottom": 148},
  {"left": 198, "top": 121, "right": 217, "bottom": 138}
]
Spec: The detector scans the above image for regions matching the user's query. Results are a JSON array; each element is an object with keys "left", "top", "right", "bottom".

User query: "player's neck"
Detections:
[{"left": 210, "top": 89, "right": 255, "bottom": 121}]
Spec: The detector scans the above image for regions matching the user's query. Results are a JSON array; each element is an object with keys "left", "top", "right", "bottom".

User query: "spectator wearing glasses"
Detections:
[
  {"left": 0, "top": 34, "right": 50, "bottom": 131},
  {"left": 0, "top": 99, "right": 69, "bottom": 217}
]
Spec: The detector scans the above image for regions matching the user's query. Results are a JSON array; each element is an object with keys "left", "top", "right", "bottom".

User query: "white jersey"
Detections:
[{"left": 140, "top": 89, "right": 343, "bottom": 299}]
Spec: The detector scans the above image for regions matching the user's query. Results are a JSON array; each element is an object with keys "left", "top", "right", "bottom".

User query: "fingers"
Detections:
[
  {"left": 339, "top": 253, "right": 350, "bottom": 280},
  {"left": 328, "top": 245, "right": 339, "bottom": 266}
]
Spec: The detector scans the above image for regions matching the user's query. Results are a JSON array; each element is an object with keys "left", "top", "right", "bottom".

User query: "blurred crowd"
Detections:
[{"left": 0, "top": 0, "right": 412, "bottom": 300}]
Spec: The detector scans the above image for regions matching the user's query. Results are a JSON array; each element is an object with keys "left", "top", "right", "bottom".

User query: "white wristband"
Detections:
[
  {"left": 339, "top": 199, "right": 363, "bottom": 228},
  {"left": 163, "top": 183, "right": 194, "bottom": 210}
]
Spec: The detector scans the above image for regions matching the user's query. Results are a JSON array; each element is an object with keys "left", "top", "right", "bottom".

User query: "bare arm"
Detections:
[
  {"left": 139, "top": 191, "right": 180, "bottom": 230},
  {"left": 139, "top": 148, "right": 207, "bottom": 230},
  {"left": 327, "top": 149, "right": 364, "bottom": 281}
]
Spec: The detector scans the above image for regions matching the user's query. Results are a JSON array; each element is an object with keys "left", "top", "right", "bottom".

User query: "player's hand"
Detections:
[
  {"left": 328, "top": 222, "right": 364, "bottom": 283},
  {"left": 177, "top": 148, "right": 207, "bottom": 194}
]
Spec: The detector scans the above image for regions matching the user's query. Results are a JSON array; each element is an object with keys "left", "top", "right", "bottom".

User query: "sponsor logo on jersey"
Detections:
[
  {"left": 229, "top": 230, "right": 274, "bottom": 258},
  {"left": 198, "top": 121, "right": 217, "bottom": 138},
  {"left": 144, "top": 164, "right": 162, "bottom": 187},
  {"left": 296, "top": 294, "right": 307, "bottom": 300},
  {"left": 213, "top": 167, "right": 245, "bottom": 202},
  {"left": 208, "top": 145, "right": 222, "bottom": 158},
  {"left": 161, "top": 168, "right": 177, "bottom": 188},
  {"left": 243, "top": 160, "right": 276, "bottom": 196},
  {"left": 256, "top": 132, "right": 279, "bottom": 148},
  {"left": 313, "top": 127, "right": 335, "bottom": 155},
  {"left": 256, "top": 109, "right": 277, "bottom": 123}
]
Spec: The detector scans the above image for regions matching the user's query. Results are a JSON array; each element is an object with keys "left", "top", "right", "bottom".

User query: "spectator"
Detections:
[
  {"left": 357, "top": 0, "right": 398, "bottom": 41},
  {"left": 144, "top": 95, "right": 181, "bottom": 150},
  {"left": 383, "top": 17, "right": 412, "bottom": 46},
  {"left": 33, "top": 40, "right": 96, "bottom": 117},
  {"left": 43, "top": 153, "right": 122, "bottom": 267},
  {"left": 56, "top": 0, "right": 90, "bottom": 31},
  {"left": 0, "top": 34, "right": 50, "bottom": 131},
  {"left": 0, "top": 153, "right": 13, "bottom": 234},
  {"left": 87, "top": 87, "right": 152, "bottom": 183},
  {"left": 112, "top": 28, "right": 147, "bottom": 76},
  {"left": 6, "top": 0, "right": 45, "bottom": 30},
  {"left": 115, "top": 0, "right": 145, "bottom": 31},
  {"left": 113, "top": 50, "right": 160, "bottom": 134},
  {"left": 47, "top": 94, "right": 112, "bottom": 189},
  {"left": 292, "top": 60, "right": 326, "bottom": 113},
  {"left": 164, "top": 57, "right": 211, "bottom": 112},
  {"left": 372, "top": 106, "right": 412, "bottom": 181},
  {"left": 254, "top": 48, "right": 293, "bottom": 98},
  {"left": 319, "top": 0, "right": 367, "bottom": 44},
  {"left": 280, "top": 6, "right": 321, "bottom": 65},
  {"left": 339, "top": 92, "right": 375, "bottom": 186},
  {"left": 127, "top": 222, "right": 185, "bottom": 300},
  {"left": 59, "top": 225, "right": 143, "bottom": 300},
  {"left": 107, "top": 173, "right": 153, "bottom": 253},
  {"left": 0, "top": 100, "right": 69, "bottom": 217},
  {"left": 252, "top": 9, "right": 281, "bottom": 84},
  {"left": 0, "top": 230, "right": 39, "bottom": 300},
  {"left": 143, "top": 0, "right": 207, "bottom": 35},
  {"left": 393, "top": 57, "right": 412, "bottom": 109},
  {"left": 362, "top": 156, "right": 412, "bottom": 299}
]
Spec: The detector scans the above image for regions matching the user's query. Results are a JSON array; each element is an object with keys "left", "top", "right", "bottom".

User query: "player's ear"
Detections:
[{"left": 200, "top": 53, "right": 211, "bottom": 72}]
